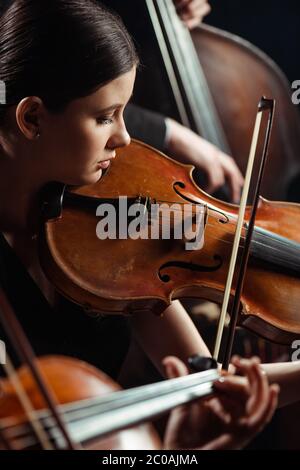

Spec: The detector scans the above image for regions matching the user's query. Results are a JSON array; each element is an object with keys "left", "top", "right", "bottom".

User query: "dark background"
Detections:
[
  {"left": 1, "top": 0, "right": 299, "bottom": 84},
  {"left": 104, "top": 0, "right": 300, "bottom": 87},
  {"left": 206, "top": 0, "right": 300, "bottom": 84},
  {"left": 102, "top": 0, "right": 300, "bottom": 133}
]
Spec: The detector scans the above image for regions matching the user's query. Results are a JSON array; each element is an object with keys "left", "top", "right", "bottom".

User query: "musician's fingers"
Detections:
[{"left": 163, "top": 355, "right": 189, "bottom": 379}]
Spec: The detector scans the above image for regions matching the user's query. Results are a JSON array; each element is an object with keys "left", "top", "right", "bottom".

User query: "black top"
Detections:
[
  {"left": 0, "top": 232, "right": 131, "bottom": 379},
  {"left": 124, "top": 104, "right": 167, "bottom": 151}
]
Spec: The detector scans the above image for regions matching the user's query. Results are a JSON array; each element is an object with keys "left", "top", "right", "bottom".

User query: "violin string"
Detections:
[
  {"left": 0, "top": 286, "right": 78, "bottom": 450},
  {"left": 107, "top": 208, "right": 298, "bottom": 267},
  {"left": 126, "top": 224, "right": 299, "bottom": 271},
  {"left": 1, "top": 354, "right": 54, "bottom": 450},
  {"left": 143, "top": 212, "right": 298, "bottom": 254},
  {"left": 134, "top": 204, "right": 298, "bottom": 250},
  {"left": 154, "top": 199, "right": 236, "bottom": 222},
  {"left": 141, "top": 223, "right": 242, "bottom": 249},
  {"left": 144, "top": 200, "right": 239, "bottom": 228},
  {"left": 147, "top": 203, "right": 298, "bottom": 253},
  {"left": 1, "top": 258, "right": 295, "bottom": 452},
  {"left": 142, "top": 217, "right": 245, "bottom": 246},
  {"left": 136, "top": 203, "right": 245, "bottom": 239},
  {"left": 99, "top": 197, "right": 298, "bottom": 250},
  {"left": 1, "top": 235, "right": 295, "bottom": 450},
  {"left": 1, "top": 369, "right": 219, "bottom": 448},
  {"left": 146, "top": 218, "right": 245, "bottom": 240},
  {"left": 1, "top": 378, "right": 218, "bottom": 450},
  {"left": 115, "top": 198, "right": 298, "bottom": 253},
  {"left": 2, "top": 229, "right": 297, "bottom": 449},
  {"left": 146, "top": 200, "right": 298, "bottom": 252},
  {"left": 145, "top": 221, "right": 298, "bottom": 264}
]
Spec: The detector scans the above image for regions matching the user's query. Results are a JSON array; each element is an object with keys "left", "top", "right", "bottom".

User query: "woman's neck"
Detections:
[
  {"left": 0, "top": 165, "right": 57, "bottom": 306},
  {"left": 0, "top": 147, "right": 58, "bottom": 307},
  {"left": 0, "top": 158, "right": 45, "bottom": 237},
  {"left": 0, "top": 153, "right": 48, "bottom": 270}
]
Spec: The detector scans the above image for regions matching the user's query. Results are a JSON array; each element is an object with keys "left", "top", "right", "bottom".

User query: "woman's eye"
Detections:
[{"left": 97, "top": 117, "right": 114, "bottom": 125}]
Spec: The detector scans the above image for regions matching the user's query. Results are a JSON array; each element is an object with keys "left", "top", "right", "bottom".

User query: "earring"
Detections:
[{"left": 35, "top": 131, "right": 41, "bottom": 139}]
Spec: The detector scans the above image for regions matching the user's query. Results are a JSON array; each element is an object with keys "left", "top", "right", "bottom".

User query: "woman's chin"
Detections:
[
  {"left": 89, "top": 168, "right": 103, "bottom": 184},
  {"left": 75, "top": 169, "right": 103, "bottom": 186}
]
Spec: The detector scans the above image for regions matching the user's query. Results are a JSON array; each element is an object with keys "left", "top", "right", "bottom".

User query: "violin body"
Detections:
[
  {"left": 0, "top": 356, "right": 160, "bottom": 450},
  {"left": 39, "top": 140, "right": 300, "bottom": 345}
]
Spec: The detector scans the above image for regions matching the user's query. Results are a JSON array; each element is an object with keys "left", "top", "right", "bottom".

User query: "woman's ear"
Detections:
[{"left": 15, "top": 96, "right": 43, "bottom": 140}]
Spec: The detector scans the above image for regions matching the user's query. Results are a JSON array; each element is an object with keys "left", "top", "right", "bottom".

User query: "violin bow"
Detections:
[
  {"left": 0, "top": 286, "right": 76, "bottom": 449},
  {"left": 213, "top": 97, "right": 275, "bottom": 369},
  {"left": 1, "top": 352, "right": 54, "bottom": 449}
]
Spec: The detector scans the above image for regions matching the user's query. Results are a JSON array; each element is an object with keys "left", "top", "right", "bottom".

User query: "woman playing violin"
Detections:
[
  {"left": 0, "top": 0, "right": 210, "bottom": 383},
  {"left": 0, "top": 0, "right": 280, "bottom": 449}
]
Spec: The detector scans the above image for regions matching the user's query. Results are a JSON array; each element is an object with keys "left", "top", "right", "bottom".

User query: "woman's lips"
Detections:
[
  {"left": 97, "top": 159, "right": 111, "bottom": 169},
  {"left": 97, "top": 153, "right": 116, "bottom": 169}
]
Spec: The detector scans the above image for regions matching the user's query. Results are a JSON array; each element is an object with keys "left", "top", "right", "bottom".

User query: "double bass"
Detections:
[{"left": 106, "top": 0, "right": 300, "bottom": 201}]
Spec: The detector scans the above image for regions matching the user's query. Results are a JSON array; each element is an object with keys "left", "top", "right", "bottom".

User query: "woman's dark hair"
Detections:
[{"left": 0, "top": 0, "right": 138, "bottom": 122}]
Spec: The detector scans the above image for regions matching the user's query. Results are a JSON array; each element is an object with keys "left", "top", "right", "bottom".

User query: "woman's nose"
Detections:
[{"left": 107, "top": 121, "right": 131, "bottom": 150}]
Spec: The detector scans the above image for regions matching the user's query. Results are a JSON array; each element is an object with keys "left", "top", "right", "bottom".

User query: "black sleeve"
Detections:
[{"left": 124, "top": 103, "right": 167, "bottom": 152}]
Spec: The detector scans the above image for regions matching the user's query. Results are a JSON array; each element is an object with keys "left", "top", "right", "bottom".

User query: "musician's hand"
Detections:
[
  {"left": 165, "top": 118, "right": 244, "bottom": 203},
  {"left": 162, "top": 356, "right": 279, "bottom": 450},
  {"left": 173, "top": 0, "right": 211, "bottom": 29}
]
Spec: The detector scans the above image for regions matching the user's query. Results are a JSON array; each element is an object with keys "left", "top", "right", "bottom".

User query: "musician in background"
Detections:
[
  {"left": 163, "top": 354, "right": 279, "bottom": 450},
  {"left": 122, "top": 0, "right": 244, "bottom": 203},
  {"left": 173, "top": 0, "right": 212, "bottom": 29}
]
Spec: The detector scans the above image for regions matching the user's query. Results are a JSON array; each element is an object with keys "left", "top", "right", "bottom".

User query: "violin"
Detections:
[
  {"left": 38, "top": 139, "right": 300, "bottom": 346},
  {"left": 0, "top": 354, "right": 218, "bottom": 450},
  {"left": 0, "top": 282, "right": 218, "bottom": 451},
  {"left": 109, "top": 0, "right": 300, "bottom": 201}
]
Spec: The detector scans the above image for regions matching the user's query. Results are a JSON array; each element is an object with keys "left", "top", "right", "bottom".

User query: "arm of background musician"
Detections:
[
  {"left": 124, "top": 105, "right": 244, "bottom": 204},
  {"left": 165, "top": 117, "right": 244, "bottom": 203},
  {"left": 174, "top": 0, "right": 211, "bottom": 30},
  {"left": 163, "top": 355, "right": 279, "bottom": 450},
  {"left": 261, "top": 361, "right": 300, "bottom": 408},
  {"left": 124, "top": 104, "right": 167, "bottom": 153},
  {"left": 129, "top": 300, "right": 211, "bottom": 377}
]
